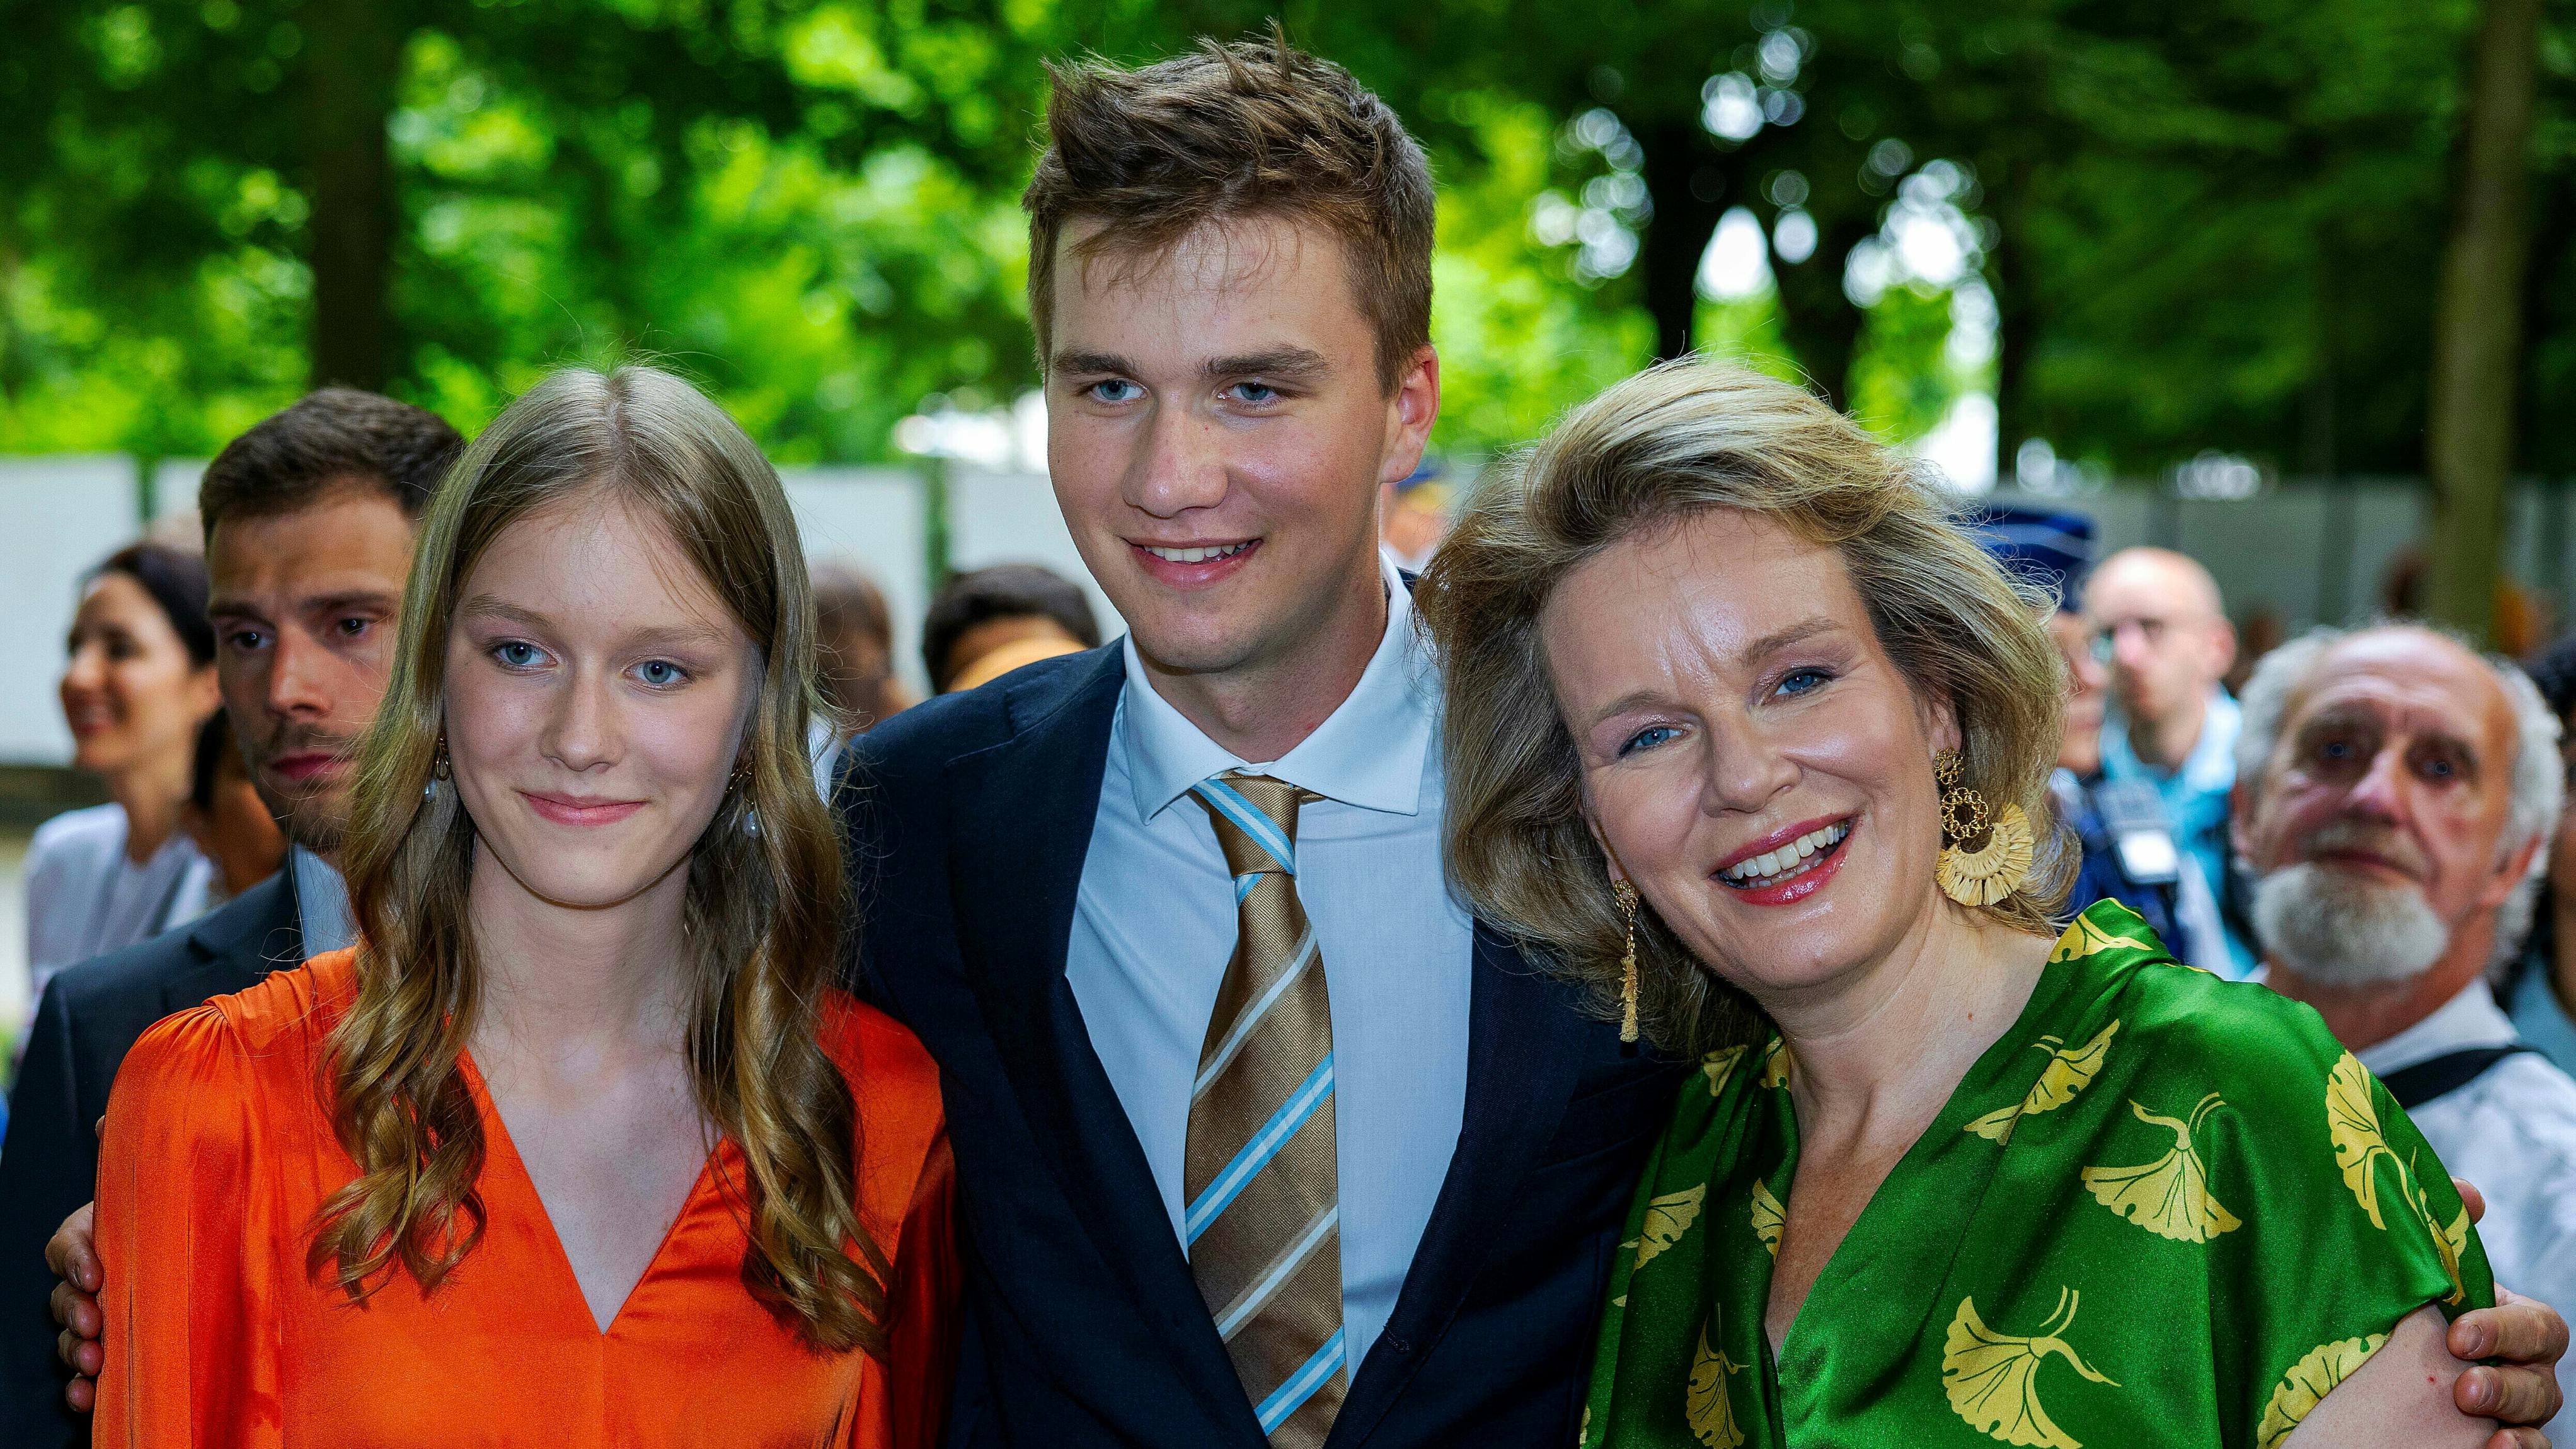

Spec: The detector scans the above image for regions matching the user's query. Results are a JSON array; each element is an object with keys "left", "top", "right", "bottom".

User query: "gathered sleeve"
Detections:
[
  {"left": 91, "top": 1005, "right": 280, "bottom": 1448},
  {"left": 881, "top": 1131, "right": 960, "bottom": 1449},
  {"left": 2175, "top": 996, "right": 2493, "bottom": 1445}
]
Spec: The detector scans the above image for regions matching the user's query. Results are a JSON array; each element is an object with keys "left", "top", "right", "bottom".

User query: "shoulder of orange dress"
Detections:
[
  {"left": 198, "top": 947, "right": 362, "bottom": 1049},
  {"left": 816, "top": 988, "right": 937, "bottom": 1091}
]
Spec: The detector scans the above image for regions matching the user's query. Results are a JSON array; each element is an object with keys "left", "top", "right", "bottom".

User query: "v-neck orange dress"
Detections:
[{"left": 91, "top": 949, "right": 958, "bottom": 1448}]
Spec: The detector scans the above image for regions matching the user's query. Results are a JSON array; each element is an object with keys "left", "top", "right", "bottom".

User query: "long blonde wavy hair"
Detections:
[
  {"left": 1421, "top": 359, "right": 2075, "bottom": 1058},
  {"left": 314, "top": 365, "right": 889, "bottom": 1356}
]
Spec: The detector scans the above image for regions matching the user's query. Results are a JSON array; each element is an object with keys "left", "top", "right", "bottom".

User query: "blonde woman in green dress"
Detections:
[{"left": 1418, "top": 360, "right": 2565, "bottom": 1447}]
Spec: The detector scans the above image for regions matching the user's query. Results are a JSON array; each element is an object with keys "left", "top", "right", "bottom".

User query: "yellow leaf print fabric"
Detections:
[
  {"left": 1748, "top": 1180, "right": 1783, "bottom": 1260},
  {"left": 2046, "top": 912, "right": 2155, "bottom": 964},
  {"left": 2325, "top": 1051, "right": 2473, "bottom": 1303},
  {"left": 2079, "top": 1095, "right": 2241, "bottom": 1243},
  {"left": 2254, "top": 1334, "right": 2386, "bottom": 1449},
  {"left": 1965, "top": 1021, "right": 2121, "bottom": 1143},
  {"left": 1941, "top": 1288, "right": 2118, "bottom": 1449},
  {"left": 1702, "top": 1046, "right": 1749, "bottom": 1099},
  {"left": 2326, "top": 1053, "right": 2400, "bottom": 1230},
  {"left": 1578, "top": 900, "right": 2492, "bottom": 1449},
  {"left": 1686, "top": 1319, "right": 1745, "bottom": 1448},
  {"left": 1631, "top": 1185, "right": 1704, "bottom": 1271}
]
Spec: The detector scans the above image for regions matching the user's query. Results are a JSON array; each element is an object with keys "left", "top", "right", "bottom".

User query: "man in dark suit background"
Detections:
[{"left": 0, "top": 390, "right": 457, "bottom": 1444}]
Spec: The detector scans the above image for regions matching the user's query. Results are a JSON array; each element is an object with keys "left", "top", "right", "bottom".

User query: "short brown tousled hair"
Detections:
[
  {"left": 1421, "top": 360, "right": 2076, "bottom": 1057},
  {"left": 198, "top": 388, "right": 463, "bottom": 546},
  {"left": 1022, "top": 31, "right": 1435, "bottom": 392}
]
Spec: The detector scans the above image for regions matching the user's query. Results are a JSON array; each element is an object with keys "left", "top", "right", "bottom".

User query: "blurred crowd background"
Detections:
[{"left": 2, "top": 0, "right": 2573, "bottom": 1051}]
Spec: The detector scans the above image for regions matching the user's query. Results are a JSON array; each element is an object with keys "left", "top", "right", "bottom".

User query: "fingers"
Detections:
[
  {"left": 49, "top": 1280, "right": 98, "bottom": 1342},
  {"left": 44, "top": 1203, "right": 99, "bottom": 1295},
  {"left": 63, "top": 1371, "right": 93, "bottom": 1414},
  {"left": 2452, "top": 1292, "right": 2572, "bottom": 1371},
  {"left": 2456, "top": 1359, "right": 2568, "bottom": 1431},
  {"left": 54, "top": 1322, "right": 101, "bottom": 1378},
  {"left": 2480, "top": 1431, "right": 2546, "bottom": 1449},
  {"left": 2456, "top": 1175, "right": 2488, "bottom": 1226}
]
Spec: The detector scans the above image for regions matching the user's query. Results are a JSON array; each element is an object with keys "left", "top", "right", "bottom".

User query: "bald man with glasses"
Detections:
[{"left": 2088, "top": 545, "right": 2254, "bottom": 975}]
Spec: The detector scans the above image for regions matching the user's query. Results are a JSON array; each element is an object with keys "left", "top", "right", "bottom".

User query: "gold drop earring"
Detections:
[
  {"left": 1613, "top": 879, "right": 1641, "bottom": 1043},
  {"left": 1934, "top": 749, "right": 2033, "bottom": 906}
]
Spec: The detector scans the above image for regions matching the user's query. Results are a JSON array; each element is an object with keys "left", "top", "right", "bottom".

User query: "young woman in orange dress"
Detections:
[{"left": 91, "top": 365, "right": 957, "bottom": 1447}]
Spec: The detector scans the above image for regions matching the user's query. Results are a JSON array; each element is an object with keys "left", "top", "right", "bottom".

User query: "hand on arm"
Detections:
[
  {"left": 46, "top": 1201, "right": 100, "bottom": 1410},
  {"left": 2447, "top": 1176, "right": 2570, "bottom": 1446},
  {"left": 2284, "top": 1305, "right": 2493, "bottom": 1448}
]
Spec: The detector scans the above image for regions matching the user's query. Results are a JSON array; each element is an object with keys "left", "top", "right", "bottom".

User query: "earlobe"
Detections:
[
  {"left": 2480, "top": 836, "right": 2546, "bottom": 909},
  {"left": 1582, "top": 809, "right": 1628, "bottom": 889}
]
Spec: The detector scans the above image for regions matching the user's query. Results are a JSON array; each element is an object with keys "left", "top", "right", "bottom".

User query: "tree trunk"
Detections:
[
  {"left": 1772, "top": 209, "right": 1872, "bottom": 410},
  {"left": 306, "top": 0, "right": 406, "bottom": 391},
  {"left": 2423, "top": 0, "right": 2542, "bottom": 644},
  {"left": 1988, "top": 159, "right": 2039, "bottom": 476},
  {"left": 1638, "top": 121, "right": 1733, "bottom": 363}
]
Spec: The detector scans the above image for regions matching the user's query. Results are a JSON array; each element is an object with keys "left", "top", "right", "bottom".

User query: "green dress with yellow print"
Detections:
[{"left": 1581, "top": 899, "right": 2493, "bottom": 1449}]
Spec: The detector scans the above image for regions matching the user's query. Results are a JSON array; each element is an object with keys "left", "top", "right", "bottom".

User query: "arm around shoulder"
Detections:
[{"left": 92, "top": 1006, "right": 277, "bottom": 1448}]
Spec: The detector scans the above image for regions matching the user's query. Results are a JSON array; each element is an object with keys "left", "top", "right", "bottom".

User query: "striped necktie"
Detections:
[{"left": 1185, "top": 772, "right": 1345, "bottom": 1448}]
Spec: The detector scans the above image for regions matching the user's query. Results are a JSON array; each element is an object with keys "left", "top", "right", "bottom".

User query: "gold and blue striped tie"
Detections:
[{"left": 1186, "top": 772, "right": 1344, "bottom": 1448}]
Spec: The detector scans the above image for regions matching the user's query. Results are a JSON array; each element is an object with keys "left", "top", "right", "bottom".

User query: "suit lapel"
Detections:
[
  {"left": 159, "top": 866, "right": 304, "bottom": 1018},
  {"left": 943, "top": 649, "right": 1263, "bottom": 1439},
  {"left": 1328, "top": 924, "right": 1596, "bottom": 1446}
]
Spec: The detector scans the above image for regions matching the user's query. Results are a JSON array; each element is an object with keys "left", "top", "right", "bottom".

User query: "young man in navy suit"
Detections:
[{"left": 840, "top": 37, "right": 1689, "bottom": 1449}]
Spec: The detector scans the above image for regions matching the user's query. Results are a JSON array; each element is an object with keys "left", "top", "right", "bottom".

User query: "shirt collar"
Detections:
[
  {"left": 2103, "top": 686, "right": 2240, "bottom": 792},
  {"left": 2355, "top": 976, "right": 2522, "bottom": 1076},
  {"left": 1121, "top": 553, "right": 1437, "bottom": 822},
  {"left": 2177, "top": 688, "right": 2241, "bottom": 794},
  {"left": 292, "top": 845, "right": 357, "bottom": 957}
]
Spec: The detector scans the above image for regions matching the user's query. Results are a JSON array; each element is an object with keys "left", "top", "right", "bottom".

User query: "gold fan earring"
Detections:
[
  {"left": 1613, "top": 879, "right": 1641, "bottom": 1044},
  {"left": 1933, "top": 749, "right": 2032, "bottom": 906}
]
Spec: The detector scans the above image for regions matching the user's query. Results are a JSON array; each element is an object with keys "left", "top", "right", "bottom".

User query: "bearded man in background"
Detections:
[{"left": 2236, "top": 623, "right": 2576, "bottom": 1440}]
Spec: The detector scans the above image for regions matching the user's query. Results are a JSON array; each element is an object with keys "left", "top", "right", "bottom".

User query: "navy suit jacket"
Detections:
[
  {"left": 842, "top": 644, "right": 1685, "bottom": 1449},
  {"left": 0, "top": 869, "right": 303, "bottom": 1448}
]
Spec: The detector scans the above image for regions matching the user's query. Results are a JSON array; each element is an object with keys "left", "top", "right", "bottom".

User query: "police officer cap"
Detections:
[{"left": 1969, "top": 506, "right": 2095, "bottom": 614}]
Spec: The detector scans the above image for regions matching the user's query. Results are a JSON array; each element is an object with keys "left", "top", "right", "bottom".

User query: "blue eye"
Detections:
[
  {"left": 635, "top": 659, "right": 687, "bottom": 688},
  {"left": 1775, "top": 668, "right": 1831, "bottom": 697},
  {"left": 1229, "top": 381, "right": 1279, "bottom": 404},
  {"left": 1620, "top": 724, "right": 1681, "bottom": 757},
  {"left": 1088, "top": 379, "right": 1142, "bottom": 404},
  {"left": 493, "top": 641, "right": 546, "bottom": 669}
]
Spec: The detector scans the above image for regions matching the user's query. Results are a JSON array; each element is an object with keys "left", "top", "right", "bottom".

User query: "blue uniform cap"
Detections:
[{"left": 1970, "top": 506, "right": 2095, "bottom": 615}]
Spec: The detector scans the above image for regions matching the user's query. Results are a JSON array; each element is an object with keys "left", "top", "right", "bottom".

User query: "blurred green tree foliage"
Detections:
[{"left": 0, "top": 0, "right": 2568, "bottom": 486}]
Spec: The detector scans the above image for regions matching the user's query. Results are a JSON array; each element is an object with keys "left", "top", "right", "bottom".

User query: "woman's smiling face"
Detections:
[
  {"left": 1541, "top": 506, "right": 1956, "bottom": 1001},
  {"left": 442, "top": 490, "right": 762, "bottom": 914}
]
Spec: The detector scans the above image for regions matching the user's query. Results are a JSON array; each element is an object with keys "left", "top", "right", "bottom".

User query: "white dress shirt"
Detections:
[
  {"left": 1063, "top": 557, "right": 1475, "bottom": 1373},
  {"left": 25, "top": 803, "right": 213, "bottom": 1002},
  {"left": 2360, "top": 981, "right": 2576, "bottom": 1440},
  {"left": 292, "top": 845, "right": 355, "bottom": 957}
]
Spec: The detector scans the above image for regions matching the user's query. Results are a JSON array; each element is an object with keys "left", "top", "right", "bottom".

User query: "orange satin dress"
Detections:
[{"left": 92, "top": 949, "right": 958, "bottom": 1448}]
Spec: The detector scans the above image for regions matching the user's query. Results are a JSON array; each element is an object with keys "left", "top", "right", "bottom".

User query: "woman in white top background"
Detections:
[{"left": 25, "top": 543, "right": 222, "bottom": 1005}]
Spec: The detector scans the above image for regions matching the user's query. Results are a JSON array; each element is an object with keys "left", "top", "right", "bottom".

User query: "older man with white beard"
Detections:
[{"left": 2234, "top": 623, "right": 2576, "bottom": 1438}]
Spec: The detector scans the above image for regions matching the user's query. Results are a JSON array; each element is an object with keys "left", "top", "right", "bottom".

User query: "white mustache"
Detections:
[{"left": 2296, "top": 816, "right": 2427, "bottom": 876}]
